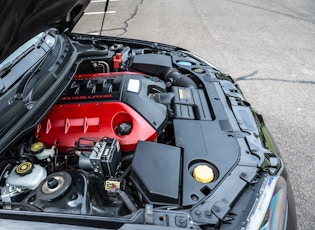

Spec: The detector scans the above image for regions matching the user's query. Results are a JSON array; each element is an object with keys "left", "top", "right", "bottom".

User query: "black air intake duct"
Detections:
[{"left": 131, "top": 54, "right": 197, "bottom": 88}]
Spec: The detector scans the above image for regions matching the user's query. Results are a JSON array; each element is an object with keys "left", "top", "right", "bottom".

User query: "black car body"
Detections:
[{"left": 0, "top": 0, "right": 296, "bottom": 229}]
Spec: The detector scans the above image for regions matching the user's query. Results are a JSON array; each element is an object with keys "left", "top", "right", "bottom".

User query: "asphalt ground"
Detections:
[{"left": 74, "top": 0, "right": 315, "bottom": 229}]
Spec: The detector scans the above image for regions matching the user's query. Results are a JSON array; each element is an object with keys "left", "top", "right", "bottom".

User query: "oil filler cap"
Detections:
[
  {"left": 116, "top": 122, "right": 132, "bottom": 136},
  {"left": 15, "top": 162, "right": 34, "bottom": 176},
  {"left": 193, "top": 165, "right": 214, "bottom": 183}
]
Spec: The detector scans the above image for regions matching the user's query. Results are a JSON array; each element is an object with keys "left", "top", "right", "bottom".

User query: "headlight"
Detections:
[{"left": 246, "top": 175, "right": 288, "bottom": 230}]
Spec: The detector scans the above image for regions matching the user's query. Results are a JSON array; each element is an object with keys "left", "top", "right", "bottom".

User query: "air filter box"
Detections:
[{"left": 130, "top": 141, "right": 181, "bottom": 205}]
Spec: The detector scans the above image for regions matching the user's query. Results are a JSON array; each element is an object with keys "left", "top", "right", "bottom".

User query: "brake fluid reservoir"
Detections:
[
  {"left": 6, "top": 162, "right": 47, "bottom": 190},
  {"left": 31, "top": 142, "right": 55, "bottom": 160}
]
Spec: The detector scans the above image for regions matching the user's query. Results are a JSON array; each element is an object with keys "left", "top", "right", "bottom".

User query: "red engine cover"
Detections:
[{"left": 35, "top": 73, "right": 157, "bottom": 152}]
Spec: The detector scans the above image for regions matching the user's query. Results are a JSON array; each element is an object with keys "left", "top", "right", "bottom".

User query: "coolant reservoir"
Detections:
[
  {"left": 193, "top": 165, "right": 214, "bottom": 183},
  {"left": 6, "top": 162, "right": 47, "bottom": 190}
]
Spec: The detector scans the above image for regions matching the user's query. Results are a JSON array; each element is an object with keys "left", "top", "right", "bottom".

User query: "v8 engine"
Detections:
[
  {"left": 35, "top": 72, "right": 168, "bottom": 152},
  {"left": 0, "top": 43, "right": 252, "bottom": 227}
]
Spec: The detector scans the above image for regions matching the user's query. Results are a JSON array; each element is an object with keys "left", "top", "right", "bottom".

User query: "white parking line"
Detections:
[
  {"left": 87, "top": 32, "right": 101, "bottom": 35},
  {"left": 84, "top": 11, "right": 116, "bottom": 15},
  {"left": 91, "top": 0, "right": 121, "bottom": 2}
]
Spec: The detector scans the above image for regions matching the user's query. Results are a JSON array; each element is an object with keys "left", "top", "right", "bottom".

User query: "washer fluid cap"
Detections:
[
  {"left": 176, "top": 61, "right": 192, "bottom": 66},
  {"left": 193, "top": 165, "right": 214, "bottom": 183}
]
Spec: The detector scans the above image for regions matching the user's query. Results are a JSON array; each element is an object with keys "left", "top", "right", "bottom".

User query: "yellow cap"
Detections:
[
  {"left": 16, "top": 162, "right": 33, "bottom": 176},
  {"left": 31, "top": 142, "right": 45, "bottom": 154},
  {"left": 193, "top": 165, "right": 214, "bottom": 183}
]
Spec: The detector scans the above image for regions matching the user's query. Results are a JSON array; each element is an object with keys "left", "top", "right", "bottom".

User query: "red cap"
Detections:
[{"left": 113, "top": 53, "right": 122, "bottom": 70}]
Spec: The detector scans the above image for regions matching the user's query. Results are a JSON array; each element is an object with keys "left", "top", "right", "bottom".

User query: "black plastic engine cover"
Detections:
[
  {"left": 130, "top": 141, "right": 182, "bottom": 205},
  {"left": 172, "top": 86, "right": 212, "bottom": 120},
  {"left": 120, "top": 74, "right": 168, "bottom": 135},
  {"left": 131, "top": 53, "right": 173, "bottom": 77},
  {"left": 174, "top": 119, "right": 240, "bottom": 206}
]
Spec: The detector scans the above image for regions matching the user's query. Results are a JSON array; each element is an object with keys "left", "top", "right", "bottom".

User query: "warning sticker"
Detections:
[
  {"left": 178, "top": 88, "right": 192, "bottom": 100},
  {"left": 105, "top": 180, "right": 121, "bottom": 192},
  {"left": 127, "top": 79, "right": 140, "bottom": 93}
]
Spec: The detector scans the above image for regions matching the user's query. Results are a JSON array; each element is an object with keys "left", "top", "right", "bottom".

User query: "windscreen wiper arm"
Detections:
[
  {"left": 0, "top": 63, "right": 20, "bottom": 94},
  {"left": 0, "top": 46, "right": 35, "bottom": 94},
  {"left": 13, "top": 55, "right": 47, "bottom": 101},
  {"left": 0, "top": 62, "right": 14, "bottom": 93},
  {"left": 0, "top": 77, "right": 5, "bottom": 93},
  {"left": 0, "top": 61, "right": 13, "bottom": 77}
]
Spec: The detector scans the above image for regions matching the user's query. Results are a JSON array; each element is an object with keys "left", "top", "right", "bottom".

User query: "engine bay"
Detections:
[{"left": 0, "top": 35, "right": 269, "bottom": 228}]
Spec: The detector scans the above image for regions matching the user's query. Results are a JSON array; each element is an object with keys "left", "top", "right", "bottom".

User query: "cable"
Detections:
[{"left": 99, "top": 0, "right": 110, "bottom": 35}]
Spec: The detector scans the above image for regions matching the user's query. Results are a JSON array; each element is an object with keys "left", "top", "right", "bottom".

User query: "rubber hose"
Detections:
[
  {"left": 117, "top": 190, "right": 137, "bottom": 213},
  {"left": 161, "top": 68, "right": 197, "bottom": 88}
]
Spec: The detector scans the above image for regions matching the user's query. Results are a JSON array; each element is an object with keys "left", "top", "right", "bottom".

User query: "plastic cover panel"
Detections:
[{"left": 130, "top": 141, "right": 181, "bottom": 205}]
